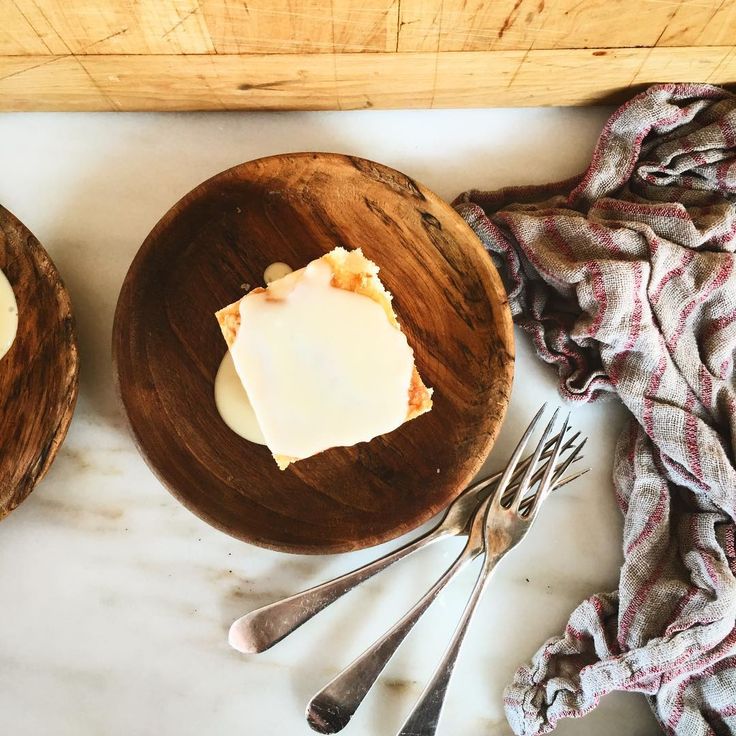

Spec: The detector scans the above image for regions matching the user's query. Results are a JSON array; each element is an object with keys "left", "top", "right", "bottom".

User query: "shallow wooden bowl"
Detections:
[
  {"left": 113, "top": 153, "right": 513, "bottom": 554},
  {"left": 0, "top": 206, "right": 79, "bottom": 517}
]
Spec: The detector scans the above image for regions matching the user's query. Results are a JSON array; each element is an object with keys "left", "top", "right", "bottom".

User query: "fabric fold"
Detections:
[{"left": 455, "top": 83, "right": 736, "bottom": 735}]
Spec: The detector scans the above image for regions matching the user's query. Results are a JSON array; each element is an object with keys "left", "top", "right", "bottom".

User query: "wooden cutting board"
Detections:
[{"left": 1, "top": 0, "right": 734, "bottom": 111}]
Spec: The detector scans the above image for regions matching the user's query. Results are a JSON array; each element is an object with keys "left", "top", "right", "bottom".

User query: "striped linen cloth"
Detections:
[{"left": 455, "top": 83, "right": 736, "bottom": 735}]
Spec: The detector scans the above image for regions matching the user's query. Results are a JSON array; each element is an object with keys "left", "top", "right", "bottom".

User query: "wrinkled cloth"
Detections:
[{"left": 454, "top": 83, "right": 736, "bottom": 735}]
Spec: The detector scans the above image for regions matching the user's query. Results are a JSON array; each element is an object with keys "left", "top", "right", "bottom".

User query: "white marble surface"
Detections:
[{"left": 0, "top": 109, "right": 661, "bottom": 736}]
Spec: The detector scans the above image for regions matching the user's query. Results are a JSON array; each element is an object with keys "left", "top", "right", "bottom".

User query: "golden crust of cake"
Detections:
[
  {"left": 215, "top": 300, "right": 241, "bottom": 347},
  {"left": 323, "top": 247, "right": 399, "bottom": 328},
  {"left": 215, "top": 247, "right": 433, "bottom": 469},
  {"left": 407, "top": 367, "right": 432, "bottom": 420}
]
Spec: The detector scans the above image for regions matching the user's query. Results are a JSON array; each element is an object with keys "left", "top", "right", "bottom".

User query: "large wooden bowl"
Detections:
[
  {"left": 113, "top": 154, "right": 513, "bottom": 553},
  {"left": 0, "top": 206, "right": 79, "bottom": 517}
]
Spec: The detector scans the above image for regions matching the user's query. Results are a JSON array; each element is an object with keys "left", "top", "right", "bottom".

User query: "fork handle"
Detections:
[
  {"left": 306, "top": 545, "right": 478, "bottom": 734},
  {"left": 229, "top": 530, "right": 446, "bottom": 654},
  {"left": 397, "top": 557, "right": 500, "bottom": 736}
]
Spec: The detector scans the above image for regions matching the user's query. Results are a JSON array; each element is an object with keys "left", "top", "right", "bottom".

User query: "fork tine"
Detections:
[
  {"left": 551, "top": 437, "right": 586, "bottom": 484},
  {"left": 524, "top": 413, "right": 570, "bottom": 518},
  {"left": 464, "top": 427, "right": 575, "bottom": 498},
  {"left": 518, "top": 464, "right": 588, "bottom": 513},
  {"left": 508, "top": 444, "right": 582, "bottom": 509},
  {"left": 561, "top": 430, "right": 581, "bottom": 454},
  {"left": 515, "top": 427, "right": 577, "bottom": 482},
  {"left": 553, "top": 467, "right": 590, "bottom": 490},
  {"left": 490, "top": 404, "right": 547, "bottom": 510},
  {"left": 505, "top": 428, "right": 571, "bottom": 489},
  {"left": 510, "top": 408, "right": 559, "bottom": 512}
]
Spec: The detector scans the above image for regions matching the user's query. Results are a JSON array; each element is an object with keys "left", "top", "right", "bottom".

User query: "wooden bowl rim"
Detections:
[
  {"left": 113, "top": 152, "right": 514, "bottom": 552},
  {"left": 0, "top": 205, "right": 79, "bottom": 518}
]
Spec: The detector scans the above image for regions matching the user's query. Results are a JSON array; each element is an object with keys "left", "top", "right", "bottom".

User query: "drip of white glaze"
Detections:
[
  {"left": 263, "top": 262, "right": 293, "bottom": 284},
  {"left": 0, "top": 270, "right": 18, "bottom": 360},
  {"left": 214, "top": 351, "right": 266, "bottom": 445}
]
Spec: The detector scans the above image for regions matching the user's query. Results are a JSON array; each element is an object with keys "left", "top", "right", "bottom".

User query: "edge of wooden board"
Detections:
[{"left": 1, "top": 47, "right": 734, "bottom": 111}]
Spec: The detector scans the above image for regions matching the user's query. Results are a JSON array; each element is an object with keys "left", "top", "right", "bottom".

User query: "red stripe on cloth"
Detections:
[
  {"left": 616, "top": 427, "right": 637, "bottom": 513},
  {"left": 458, "top": 173, "right": 582, "bottom": 211},
  {"left": 724, "top": 526, "right": 736, "bottom": 566},
  {"left": 651, "top": 232, "right": 661, "bottom": 258},
  {"left": 667, "top": 642, "right": 736, "bottom": 731},
  {"left": 720, "top": 116, "right": 736, "bottom": 148},
  {"left": 627, "top": 425, "right": 638, "bottom": 464},
  {"left": 626, "top": 484, "right": 668, "bottom": 555},
  {"left": 660, "top": 452, "right": 712, "bottom": 495},
  {"left": 618, "top": 555, "right": 668, "bottom": 646},
  {"left": 719, "top": 357, "right": 731, "bottom": 379},
  {"left": 682, "top": 136, "right": 709, "bottom": 167},
  {"left": 669, "top": 299, "right": 700, "bottom": 351},
  {"left": 716, "top": 159, "right": 732, "bottom": 191},
  {"left": 642, "top": 346, "right": 667, "bottom": 439},
  {"left": 689, "top": 513, "right": 721, "bottom": 589},
  {"left": 703, "top": 705, "right": 736, "bottom": 733},
  {"left": 669, "top": 259, "right": 734, "bottom": 349},
  {"left": 708, "top": 705, "right": 736, "bottom": 717},
  {"left": 670, "top": 300, "right": 698, "bottom": 349},
  {"left": 565, "top": 624, "right": 589, "bottom": 641},
  {"left": 627, "top": 638, "right": 713, "bottom": 692},
  {"left": 501, "top": 215, "right": 569, "bottom": 289},
  {"left": 664, "top": 587, "right": 699, "bottom": 637},
  {"left": 684, "top": 393, "right": 703, "bottom": 480},
  {"left": 590, "top": 593, "right": 606, "bottom": 616},
  {"left": 548, "top": 703, "right": 601, "bottom": 723},
  {"left": 544, "top": 217, "right": 576, "bottom": 259},
  {"left": 698, "top": 365, "right": 713, "bottom": 412},
  {"left": 706, "top": 257, "right": 733, "bottom": 293},
  {"left": 540, "top": 218, "right": 633, "bottom": 357},
  {"left": 587, "top": 261, "right": 608, "bottom": 335},
  {"left": 599, "top": 200, "right": 691, "bottom": 221},
  {"left": 591, "top": 222, "right": 625, "bottom": 256},
  {"left": 503, "top": 696, "right": 522, "bottom": 706},
  {"left": 713, "top": 219, "right": 736, "bottom": 247},
  {"left": 692, "top": 151, "right": 709, "bottom": 167},
  {"left": 609, "top": 262, "right": 645, "bottom": 385},
  {"left": 701, "top": 306, "right": 736, "bottom": 344},
  {"left": 651, "top": 250, "right": 695, "bottom": 303},
  {"left": 589, "top": 594, "right": 621, "bottom": 653}
]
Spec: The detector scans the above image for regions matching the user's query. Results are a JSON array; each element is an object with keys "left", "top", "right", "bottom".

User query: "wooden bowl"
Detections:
[
  {"left": 0, "top": 206, "right": 79, "bottom": 517},
  {"left": 113, "top": 153, "right": 513, "bottom": 554}
]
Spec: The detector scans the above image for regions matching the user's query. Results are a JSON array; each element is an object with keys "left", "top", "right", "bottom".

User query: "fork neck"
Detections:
[{"left": 480, "top": 550, "right": 504, "bottom": 578}]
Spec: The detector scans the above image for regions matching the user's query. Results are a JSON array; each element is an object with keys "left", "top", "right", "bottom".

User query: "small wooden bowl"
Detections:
[
  {"left": 113, "top": 154, "right": 513, "bottom": 554},
  {"left": 0, "top": 206, "right": 79, "bottom": 517}
]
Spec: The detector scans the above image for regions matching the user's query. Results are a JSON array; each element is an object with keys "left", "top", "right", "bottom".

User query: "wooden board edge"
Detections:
[{"left": 0, "top": 47, "right": 734, "bottom": 111}]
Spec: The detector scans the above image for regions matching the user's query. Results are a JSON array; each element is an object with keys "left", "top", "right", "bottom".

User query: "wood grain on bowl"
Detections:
[
  {"left": 113, "top": 153, "right": 513, "bottom": 554},
  {"left": 0, "top": 206, "right": 79, "bottom": 517}
]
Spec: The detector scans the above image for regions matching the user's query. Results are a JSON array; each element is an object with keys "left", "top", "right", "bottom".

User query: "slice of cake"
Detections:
[{"left": 215, "top": 247, "right": 432, "bottom": 469}]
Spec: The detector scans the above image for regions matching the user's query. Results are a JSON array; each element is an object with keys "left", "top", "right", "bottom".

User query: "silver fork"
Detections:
[
  {"left": 395, "top": 406, "right": 569, "bottom": 736},
  {"left": 306, "top": 421, "right": 584, "bottom": 733},
  {"left": 228, "top": 430, "right": 583, "bottom": 655}
]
